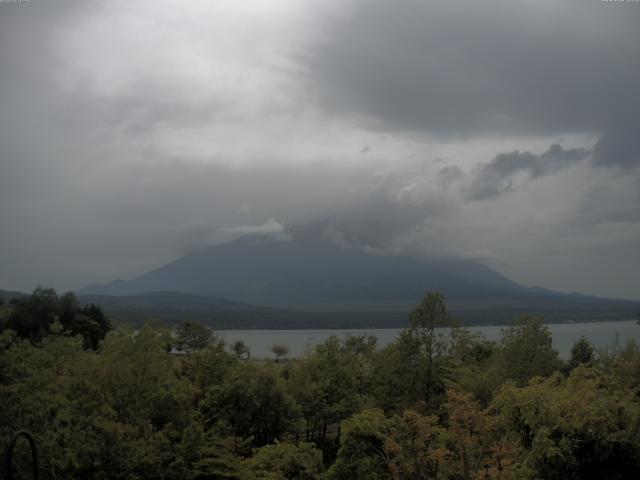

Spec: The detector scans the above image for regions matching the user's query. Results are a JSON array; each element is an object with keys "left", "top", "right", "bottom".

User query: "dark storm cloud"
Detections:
[
  {"left": 466, "top": 144, "right": 590, "bottom": 201},
  {"left": 306, "top": 0, "right": 640, "bottom": 136},
  {"left": 574, "top": 178, "right": 640, "bottom": 226},
  {"left": 593, "top": 125, "right": 640, "bottom": 170}
]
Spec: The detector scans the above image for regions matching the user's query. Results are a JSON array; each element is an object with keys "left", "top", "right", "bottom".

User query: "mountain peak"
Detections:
[
  {"left": 76, "top": 231, "right": 638, "bottom": 321},
  {"left": 78, "top": 229, "right": 526, "bottom": 307}
]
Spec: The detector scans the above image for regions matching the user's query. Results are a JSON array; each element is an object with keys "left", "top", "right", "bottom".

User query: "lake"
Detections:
[{"left": 218, "top": 320, "right": 640, "bottom": 359}]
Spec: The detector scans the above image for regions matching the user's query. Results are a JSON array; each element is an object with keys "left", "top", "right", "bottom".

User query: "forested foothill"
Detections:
[{"left": 2, "top": 290, "right": 640, "bottom": 479}]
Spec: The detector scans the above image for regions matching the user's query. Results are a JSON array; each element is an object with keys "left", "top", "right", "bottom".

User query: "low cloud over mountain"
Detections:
[{"left": 1, "top": 0, "right": 638, "bottom": 300}]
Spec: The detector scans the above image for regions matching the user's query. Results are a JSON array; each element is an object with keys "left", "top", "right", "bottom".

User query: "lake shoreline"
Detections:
[
  {"left": 208, "top": 316, "right": 639, "bottom": 331},
  {"left": 217, "top": 320, "right": 640, "bottom": 360}
]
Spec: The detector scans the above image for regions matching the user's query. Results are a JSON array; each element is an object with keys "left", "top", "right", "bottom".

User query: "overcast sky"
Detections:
[{"left": 1, "top": 0, "right": 639, "bottom": 299}]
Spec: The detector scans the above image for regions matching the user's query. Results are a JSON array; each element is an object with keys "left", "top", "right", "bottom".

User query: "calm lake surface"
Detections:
[{"left": 218, "top": 320, "right": 640, "bottom": 359}]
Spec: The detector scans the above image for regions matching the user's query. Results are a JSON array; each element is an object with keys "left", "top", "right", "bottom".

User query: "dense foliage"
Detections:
[
  {"left": 0, "top": 287, "right": 110, "bottom": 349},
  {"left": 1, "top": 289, "right": 640, "bottom": 479}
]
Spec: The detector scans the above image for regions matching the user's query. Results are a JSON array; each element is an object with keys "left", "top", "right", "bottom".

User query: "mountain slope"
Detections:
[
  {"left": 76, "top": 290, "right": 639, "bottom": 329},
  {"left": 77, "top": 230, "right": 637, "bottom": 318},
  {"left": 0, "top": 289, "right": 28, "bottom": 303},
  {"left": 77, "top": 291, "right": 410, "bottom": 329},
  {"left": 78, "top": 232, "right": 529, "bottom": 306}
]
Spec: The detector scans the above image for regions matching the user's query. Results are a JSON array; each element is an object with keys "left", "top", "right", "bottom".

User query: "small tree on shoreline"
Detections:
[
  {"left": 272, "top": 343, "right": 290, "bottom": 363},
  {"left": 232, "top": 339, "right": 251, "bottom": 359}
]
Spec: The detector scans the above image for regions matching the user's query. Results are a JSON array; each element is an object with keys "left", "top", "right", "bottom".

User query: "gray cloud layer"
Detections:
[
  {"left": 0, "top": 0, "right": 639, "bottom": 299},
  {"left": 306, "top": 0, "right": 640, "bottom": 137},
  {"left": 593, "top": 126, "right": 640, "bottom": 170},
  {"left": 466, "top": 145, "right": 591, "bottom": 201}
]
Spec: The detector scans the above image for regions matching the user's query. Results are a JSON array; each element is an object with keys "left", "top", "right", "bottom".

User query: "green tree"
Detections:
[
  {"left": 241, "top": 441, "right": 324, "bottom": 480},
  {"left": 180, "top": 421, "right": 242, "bottom": 479},
  {"left": 447, "top": 327, "right": 500, "bottom": 407},
  {"left": 0, "top": 331, "right": 86, "bottom": 479},
  {"left": 327, "top": 409, "right": 393, "bottom": 480},
  {"left": 70, "top": 314, "right": 102, "bottom": 350},
  {"left": 6, "top": 286, "right": 59, "bottom": 342},
  {"left": 496, "top": 315, "right": 562, "bottom": 386},
  {"left": 408, "top": 293, "right": 458, "bottom": 407},
  {"left": 384, "top": 410, "right": 449, "bottom": 480},
  {"left": 57, "top": 291, "right": 79, "bottom": 330},
  {"left": 372, "top": 330, "right": 427, "bottom": 411},
  {"left": 0, "top": 298, "right": 11, "bottom": 332},
  {"left": 175, "top": 320, "right": 213, "bottom": 352},
  {"left": 288, "top": 336, "right": 368, "bottom": 442},
  {"left": 271, "top": 343, "right": 290, "bottom": 362},
  {"left": 597, "top": 339, "right": 640, "bottom": 397},
  {"left": 201, "top": 362, "right": 300, "bottom": 446},
  {"left": 492, "top": 367, "right": 640, "bottom": 479},
  {"left": 76, "top": 302, "right": 111, "bottom": 349},
  {"left": 343, "top": 334, "right": 378, "bottom": 356},
  {"left": 232, "top": 339, "right": 251, "bottom": 359},
  {"left": 4, "top": 288, "right": 110, "bottom": 349},
  {"left": 179, "top": 339, "right": 237, "bottom": 394},
  {"left": 443, "top": 389, "right": 526, "bottom": 480},
  {"left": 62, "top": 325, "right": 207, "bottom": 479},
  {"left": 374, "top": 293, "right": 457, "bottom": 413},
  {"left": 568, "top": 335, "right": 595, "bottom": 370}
]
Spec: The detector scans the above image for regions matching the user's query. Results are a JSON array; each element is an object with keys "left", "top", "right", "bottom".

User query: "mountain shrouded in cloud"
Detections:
[
  {"left": 78, "top": 226, "right": 639, "bottom": 325},
  {"left": 77, "top": 224, "right": 519, "bottom": 305},
  {"left": 0, "top": 0, "right": 639, "bottom": 300}
]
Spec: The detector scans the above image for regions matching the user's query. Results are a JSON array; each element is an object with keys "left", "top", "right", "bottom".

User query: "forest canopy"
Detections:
[{"left": 1, "top": 289, "right": 640, "bottom": 479}]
